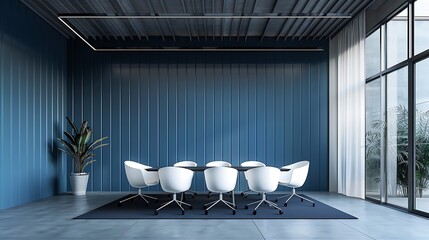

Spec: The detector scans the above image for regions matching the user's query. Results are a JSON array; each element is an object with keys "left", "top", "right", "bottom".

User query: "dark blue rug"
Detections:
[{"left": 75, "top": 193, "right": 357, "bottom": 219}]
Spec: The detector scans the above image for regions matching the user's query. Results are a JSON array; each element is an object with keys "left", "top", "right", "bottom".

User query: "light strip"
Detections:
[
  {"left": 93, "top": 48, "right": 324, "bottom": 52},
  {"left": 58, "top": 16, "right": 324, "bottom": 52},
  {"left": 59, "top": 14, "right": 352, "bottom": 19},
  {"left": 58, "top": 17, "right": 96, "bottom": 51}
]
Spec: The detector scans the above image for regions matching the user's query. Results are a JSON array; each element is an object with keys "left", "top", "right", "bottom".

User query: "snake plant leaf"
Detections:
[
  {"left": 82, "top": 160, "right": 96, "bottom": 172},
  {"left": 92, "top": 143, "right": 109, "bottom": 151},
  {"left": 58, "top": 117, "right": 109, "bottom": 173},
  {"left": 66, "top": 116, "right": 79, "bottom": 135},
  {"left": 86, "top": 136, "right": 108, "bottom": 151},
  {"left": 58, "top": 147, "right": 73, "bottom": 158},
  {"left": 83, "top": 128, "right": 92, "bottom": 145},
  {"left": 57, "top": 138, "right": 77, "bottom": 153},
  {"left": 63, "top": 131, "right": 75, "bottom": 145},
  {"left": 80, "top": 121, "right": 88, "bottom": 135}
]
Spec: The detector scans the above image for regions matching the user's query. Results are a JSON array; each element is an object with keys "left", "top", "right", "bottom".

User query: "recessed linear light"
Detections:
[
  {"left": 58, "top": 13, "right": 352, "bottom": 19},
  {"left": 58, "top": 16, "right": 325, "bottom": 52}
]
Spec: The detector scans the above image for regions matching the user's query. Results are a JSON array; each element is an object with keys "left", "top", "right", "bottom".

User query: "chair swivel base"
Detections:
[
  {"left": 275, "top": 188, "right": 315, "bottom": 207},
  {"left": 204, "top": 193, "right": 236, "bottom": 215},
  {"left": 245, "top": 193, "right": 283, "bottom": 215},
  {"left": 117, "top": 189, "right": 158, "bottom": 207},
  {"left": 154, "top": 193, "right": 192, "bottom": 215}
]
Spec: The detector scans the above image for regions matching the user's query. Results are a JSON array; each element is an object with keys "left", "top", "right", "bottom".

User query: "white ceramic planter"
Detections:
[{"left": 70, "top": 173, "right": 89, "bottom": 195}]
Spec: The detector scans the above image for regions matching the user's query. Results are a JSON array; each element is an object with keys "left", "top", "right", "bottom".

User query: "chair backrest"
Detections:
[
  {"left": 245, "top": 166, "right": 280, "bottom": 193},
  {"left": 280, "top": 161, "right": 309, "bottom": 188},
  {"left": 124, "top": 160, "right": 152, "bottom": 188},
  {"left": 173, "top": 161, "right": 197, "bottom": 167},
  {"left": 158, "top": 166, "right": 194, "bottom": 193},
  {"left": 241, "top": 161, "right": 266, "bottom": 179},
  {"left": 204, "top": 167, "right": 238, "bottom": 193},
  {"left": 206, "top": 160, "right": 231, "bottom": 167},
  {"left": 240, "top": 160, "right": 266, "bottom": 167}
]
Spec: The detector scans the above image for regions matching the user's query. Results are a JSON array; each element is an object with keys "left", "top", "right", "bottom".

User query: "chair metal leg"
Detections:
[
  {"left": 204, "top": 199, "right": 218, "bottom": 206},
  {"left": 155, "top": 193, "right": 192, "bottom": 214},
  {"left": 156, "top": 199, "right": 175, "bottom": 211},
  {"left": 141, "top": 194, "right": 158, "bottom": 200},
  {"left": 246, "top": 199, "right": 262, "bottom": 206},
  {"left": 295, "top": 193, "right": 315, "bottom": 205},
  {"left": 119, "top": 194, "right": 139, "bottom": 204},
  {"left": 246, "top": 193, "right": 283, "bottom": 214},
  {"left": 139, "top": 195, "right": 149, "bottom": 204}
]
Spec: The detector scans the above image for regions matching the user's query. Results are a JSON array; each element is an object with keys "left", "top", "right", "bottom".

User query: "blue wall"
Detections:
[
  {"left": 69, "top": 42, "right": 329, "bottom": 192},
  {"left": 0, "top": 0, "right": 68, "bottom": 210}
]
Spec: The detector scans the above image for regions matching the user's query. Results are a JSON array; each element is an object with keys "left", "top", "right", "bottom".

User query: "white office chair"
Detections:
[
  {"left": 205, "top": 160, "right": 232, "bottom": 197},
  {"left": 245, "top": 166, "right": 283, "bottom": 215},
  {"left": 173, "top": 160, "right": 198, "bottom": 198},
  {"left": 275, "top": 161, "right": 314, "bottom": 207},
  {"left": 206, "top": 160, "right": 232, "bottom": 167},
  {"left": 155, "top": 166, "right": 194, "bottom": 215},
  {"left": 203, "top": 167, "right": 238, "bottom": 215},
  {"left": 240, "top": 161, "right": 266, "bottom": 197},
  {"left": 119, "top": 160, "right": 159, "bottom": 206}
]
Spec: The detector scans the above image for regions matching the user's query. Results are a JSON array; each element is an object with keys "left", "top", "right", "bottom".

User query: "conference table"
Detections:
[
  {"left": 146, "top": 165, "right": 290, "bottom": 207},
  {"left": 146, "top": 166, "right": 290, "bottom": 171}
]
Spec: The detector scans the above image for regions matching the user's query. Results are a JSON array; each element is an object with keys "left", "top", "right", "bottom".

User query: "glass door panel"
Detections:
[
  {"left": 386, "top": 67, "right": 408, "bottom": 208},
  {"left": 366, "top": 79, "right": 382, "bottom": 200},
  {"left": 415, "top": 58, "right": 429, "bottom": 213}
]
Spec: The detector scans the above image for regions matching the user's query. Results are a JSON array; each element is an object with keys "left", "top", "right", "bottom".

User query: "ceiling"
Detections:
[{"left": 21, "top": 0, "right": 374, "bottom": 50}]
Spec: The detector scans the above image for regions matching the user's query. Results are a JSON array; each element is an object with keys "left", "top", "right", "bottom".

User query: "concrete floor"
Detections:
[{"left": 0, "top": 191, "right": 428, "bottom": 239}]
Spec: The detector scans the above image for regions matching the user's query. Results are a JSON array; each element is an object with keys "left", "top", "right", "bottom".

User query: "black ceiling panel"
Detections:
[{"left": 21, "top": 0, "right": 374, "bottom": 50}]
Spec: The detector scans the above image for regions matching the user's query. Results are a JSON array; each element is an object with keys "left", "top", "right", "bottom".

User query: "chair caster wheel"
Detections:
[
  {"left": 154, "top": 210, "right": 158, "bottom": 215},
  {"left": 232, "top": 210, "right": 236, "bottom": 215},
  {"left": 253, "top": 210, "right": 257, "bottom": 215},
  {"left": 117, "top": 202, "right": 122, "bottom": 207},
  {"left": 284, "top": 203, "right": 287, "bottom": 207},
  {"left": 312, "top": 203, "right": 315, "bottom": 207},
  {"left": 279, "top": 210, "right": 283, "bottom": 215},
  {"left": 146, "top": 203, "right": 149, "bottom": 206},
  {"left": 205, "top": 210, "right": 208, "bottom": 215},
  {"left": 182, "top": 210, "right": 185, "bottom": 215},
  {"left": 189, "top": 206, "right": 193, "bottom": 210},
  {"left": 275, "top": 199, "right": 278, "bottom": 202},
  {"left": 240, "top": 192, "right": 244, "bottom": 196},
  {"left": 244, "top": 205, "right": 249, "bottom": 209},
  {"left": 301, "top": 198, "right": 303, "bottom": 202}
]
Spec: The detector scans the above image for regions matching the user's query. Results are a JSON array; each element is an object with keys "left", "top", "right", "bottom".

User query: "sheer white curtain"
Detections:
[{"left": 331, "top": 13, "right": 366, "bottom": 199}]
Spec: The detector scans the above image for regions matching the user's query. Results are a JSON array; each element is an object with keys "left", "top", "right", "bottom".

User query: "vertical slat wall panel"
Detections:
[
  {"left": 0, "top": 0, "right": 67, "bottom": 210},
  {"left": 69, "top": 43, "right": 329, "bottom": 192}
]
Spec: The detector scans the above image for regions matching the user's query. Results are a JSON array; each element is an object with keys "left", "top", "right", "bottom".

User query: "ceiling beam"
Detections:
[
  {"left": 245, "top": 0, "right": 259, "bottom": 42},
  {"left": 145, "top": 0, "right": 165, "bottom": 41},
  {"left": 312, "top": 0, "right": 356, "bottom": 39},
  {"left": 191, "top": 0, "right": 201, "bottom": 41},
  {"left": 290, "top": 0, "right": 320, "bottom": 40},
  {"left": 283, "top": 0, "right": 313, "bottom": 41},
  {"left": 181, "top": 0, "right": 194, "bottom": 41},
  {"left": 229, "top": 0, "right": 239, "bottom": 41},
  {"left": 326, "top": 0, "right": 371, "bottom": 39},
  {"left": 299, "top": 0, "right": 332, "bottom": 40},
  {"left": 237, "top": 0, "right": 249, "bottom": 41},
  {"left": 261, "top": 0, "right": 279, "bottom": 41},
  {"left": 201, "top": 0, "right": 208, "bottom": 40},
  {"left": 306, "top": 0, "right": 344, "bottom": 39},
  {"left": 160, "top": 0, "right": 176, "bottom": 41},
  {"left": 275, "top": 0, "right": 300, "bottom": 41}
]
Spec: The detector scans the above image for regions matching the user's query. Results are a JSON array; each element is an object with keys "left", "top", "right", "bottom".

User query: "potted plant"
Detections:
[{"left": 58, "top": 117, "right": 108, "bottom": 195}]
